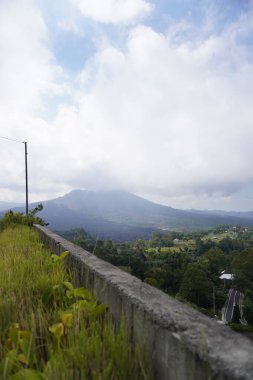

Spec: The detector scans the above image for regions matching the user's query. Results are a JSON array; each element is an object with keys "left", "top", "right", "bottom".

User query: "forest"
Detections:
[{"left": 59, "top": 224, "right": 253, "bottom": 330}]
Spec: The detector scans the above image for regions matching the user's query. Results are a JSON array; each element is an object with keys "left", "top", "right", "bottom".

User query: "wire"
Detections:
[{"left": 0, "top": 135, "right": 25, "bottom": 144}]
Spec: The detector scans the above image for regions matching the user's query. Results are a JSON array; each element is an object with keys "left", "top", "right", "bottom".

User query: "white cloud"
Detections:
[
  {"left": 71, "top": 23, "right": 253, "bottom": 196},
  {"left": 71, "top": 0, "right": 153, "bottom": 24},
  {"left": 1, "top": 1, "right": 253, "bottom": 211},
  {"left": 52, "top": 18, "right": 253, "bottom": 209},
  {"left": 0, "top": 0, "right": 66, "bottom": 201},
  {"left": 0, "top": 1, "right": 64, "bottom": 116}
]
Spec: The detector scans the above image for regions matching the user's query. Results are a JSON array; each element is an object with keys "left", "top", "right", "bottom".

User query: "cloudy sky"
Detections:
[{"left": 1, "top": 0, "right": 253, "bottom": 211}]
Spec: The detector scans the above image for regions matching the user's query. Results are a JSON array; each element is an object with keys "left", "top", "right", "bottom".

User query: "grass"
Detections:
[
  {"left": 146, "top": 231, "right": 239, "bottom": 255},
  {"left": 0, "top": 226, "right": 151, "bottom": 379},
  {"left": 146, "top": 239, "right": 196, "bottom": 254},
  {"left": 202, "top": 231, "right": 237, "bottom": 242}
]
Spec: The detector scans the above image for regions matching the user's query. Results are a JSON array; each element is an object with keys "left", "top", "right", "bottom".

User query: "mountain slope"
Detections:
[
  {"left": 1, "top": 190, "right": 253, "bottom": 241},
  {"left": 50, "top": 189, "right": 253, "bottom": 229},
  {"left": 0, "top": 201, "right": 24, "bottom": 212},
  {"left": 190, "top": 208, "right": 253, "bottom": 220},
  {"left": 37, "top": 200, "right": 155, "bottom": 241}
]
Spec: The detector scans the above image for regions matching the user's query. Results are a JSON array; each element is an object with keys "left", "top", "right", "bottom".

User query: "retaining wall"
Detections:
[{"left": 34, "top": 224, "right": 253, "bottom": 380}]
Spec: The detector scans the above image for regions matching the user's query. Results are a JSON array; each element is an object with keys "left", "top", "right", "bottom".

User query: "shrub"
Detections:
[
  {"left": 229, "top": 323, "right": 253, "bottom": 333},
  {"left": 0, "top": 204, "right": 47, "bottom": 231}
]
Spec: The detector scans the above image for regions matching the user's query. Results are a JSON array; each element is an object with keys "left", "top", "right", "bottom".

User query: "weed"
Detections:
[{"left": 0, "top": 226, "right": 151, "bottom": 379}]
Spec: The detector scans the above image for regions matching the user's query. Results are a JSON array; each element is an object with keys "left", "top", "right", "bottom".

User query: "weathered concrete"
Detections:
[{"left": 34, "top": 224, "right": 253, "bottom": 380}]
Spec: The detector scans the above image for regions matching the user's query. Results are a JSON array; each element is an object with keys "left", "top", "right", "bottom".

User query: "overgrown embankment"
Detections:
[{"left": 0, "top": 225, "right": 149, "bottom": 379}]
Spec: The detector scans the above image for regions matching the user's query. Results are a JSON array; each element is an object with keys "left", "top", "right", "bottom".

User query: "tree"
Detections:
[
  {"left": 149, "top": 232, "right": 173, "bottom": 248},
  {"left": 135, "top": 239, "right": 147, "bottom": 252},
  {"left": 69, "top": 228, "right": 96, "bottom": 251},
  {"left": 232, "top": 249, "right": 253, "bottom": 291},
  {"left": 195, "top": 238, "right": 214, "bottom": 256},
  {"left": 144, "top": 277, "right": 158, "bottom": 287},
  {"left": 130, "top": 253, "right": 148, "bottom": 281},
  {"left": 214, "top": 288, "right": 227, "bottom": 309},
  {"left": 198, "top": 247, "right": 226, "bottom": 281},
  {"left": 243, "top": 290, "right": 253, "bottom": 325},
  {"left": 218, "top": 237, "right": 234, "bottom": 252},
  {"left": 179, "top": 264, "right": 213, "bottom": 308},
  {"left": 213, "top": 225, "right": 230, "bottom": 234},
  {"left": 231, "top": 304, "right": 241, "bottom": 324}
]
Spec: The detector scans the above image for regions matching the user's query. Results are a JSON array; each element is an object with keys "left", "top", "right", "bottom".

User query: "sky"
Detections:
[{"left": 1, "top": 0, "right": 253, "bottom": 211}]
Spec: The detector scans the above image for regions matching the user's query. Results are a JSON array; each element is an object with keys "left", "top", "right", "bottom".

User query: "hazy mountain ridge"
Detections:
[
  {"left": 52, "top": 190, "right": 253, "bottom": 228},
  {"left": 190, "top": 208, "right": 253, "bottom": 219},
  {"left": 1, "top": 190, "right": 253, "bottom": 241},
  {"left": 0, "top": 201, "right": 24, "bottom": 212},
  {"left": 41, "top": 200, "right": 155, "bottom": 241}
]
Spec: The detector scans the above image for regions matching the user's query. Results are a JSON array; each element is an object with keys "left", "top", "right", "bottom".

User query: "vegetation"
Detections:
[
  {"left": 0, "top": 204, "right": 47, "bottom": 231},
  {"left": 229, "top": 323, "right": 253, "bottom": 333},
  {"left": 59, "top": 225, "right": 253, "bottom": 325},
  {"left": 231, "top": 304, "right": 241, "bottom": 324},
  {"left": 178, "top": 264, "right": 213, "bottom": 308},
  {"left": 243, "top": 290, "right": 253, "bottom": 325},
  {"left": 0, "top": 221, "right": 150, "bottom": 379}
]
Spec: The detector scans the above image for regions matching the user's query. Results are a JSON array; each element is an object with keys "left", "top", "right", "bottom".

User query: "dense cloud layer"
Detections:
[{"left": 1, "top": 0, "right": 253, "bottom": 210}]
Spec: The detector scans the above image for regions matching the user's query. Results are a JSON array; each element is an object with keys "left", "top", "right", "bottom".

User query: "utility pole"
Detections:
[
  {"left": 213, "top": 286, "right": 216, "bottom": 316},
  {"left": 24, "top": 141, "right": 28, "bottom": 215},
  {"left": 0, "top": 136, "right": 29, "bottom": 215}
]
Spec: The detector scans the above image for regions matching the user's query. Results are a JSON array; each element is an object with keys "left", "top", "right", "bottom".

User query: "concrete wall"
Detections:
[{"left": 34, "top": 224, "right": 253, "bottom": 380}]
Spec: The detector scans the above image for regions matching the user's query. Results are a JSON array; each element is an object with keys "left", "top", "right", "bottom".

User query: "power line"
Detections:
[{"left": 0, "top": 135, "right": 25, "bottom": 144}]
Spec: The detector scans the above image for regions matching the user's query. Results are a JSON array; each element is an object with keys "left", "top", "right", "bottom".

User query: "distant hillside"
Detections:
[
  {"left": 1, "top": 190, "right": 253, "bottom": 241},
  {"left": 39, "top": 201, "right": 155, "bottom": 241},
  {"left": 190, "top": 208, "right": 253, "bottom": 220},
  {"left": 48, "top": 189, "right": 253, "bottom": 229},
  {"left": 0, "top": 201, "right": 24, "bottom": 212}
]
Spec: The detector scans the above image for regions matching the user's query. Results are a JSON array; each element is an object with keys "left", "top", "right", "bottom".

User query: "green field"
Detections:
[
  {"left": 202, "top": 231, "right": 237, "bottom": 242},
  {"left": 146, "top": 239, "right": 196, "bottom": 254},
  {"left": 147, "top": 230, "right": 239, "bottom": 255}
]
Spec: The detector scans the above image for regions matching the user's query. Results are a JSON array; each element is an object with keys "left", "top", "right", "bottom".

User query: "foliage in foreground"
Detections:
[{"left": 0, "top": 226, "right": 150, "bottom": 379}]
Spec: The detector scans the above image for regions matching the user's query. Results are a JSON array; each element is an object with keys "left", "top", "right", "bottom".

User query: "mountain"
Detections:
[
  {"left": 49, "top": 189, "right": 253, "bottom": 228},
  {"left": 38, "top": 200, "right": 155, "bottom": 241},
  {"left": 0, "top": 201, "right": 24, "bottom": 212},
  {"left": 1, "top": 189, "right": 253, "bottom": 241},
  {"left": 190, "top": 208, "right": 253, "bottom": 220}
]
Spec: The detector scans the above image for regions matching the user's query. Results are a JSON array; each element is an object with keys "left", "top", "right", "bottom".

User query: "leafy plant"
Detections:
[
  {"left": 0, "top": 226, "right": 151, "bottom": 380},
  {"left": 0, "top": 324, "right": 36, "bottom": 378},
  {"left": 50, "top": 250, "right": 70, "bottom": 264}
]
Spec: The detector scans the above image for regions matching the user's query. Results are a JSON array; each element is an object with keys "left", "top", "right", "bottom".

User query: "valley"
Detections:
[{"left": 58, "top": 223, "right": 253, "bottom": 335}]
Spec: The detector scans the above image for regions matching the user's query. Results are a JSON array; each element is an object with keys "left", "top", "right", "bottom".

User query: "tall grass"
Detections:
[{"left": 0, "top": 226, "right": 151, "bottom": 379}]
